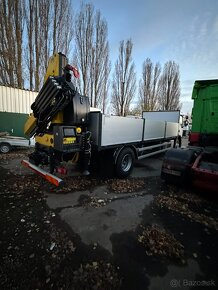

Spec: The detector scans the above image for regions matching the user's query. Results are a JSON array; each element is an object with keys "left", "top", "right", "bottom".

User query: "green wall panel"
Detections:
[{"left": 0, "top": 112, "right": 28, "bottom": 137}]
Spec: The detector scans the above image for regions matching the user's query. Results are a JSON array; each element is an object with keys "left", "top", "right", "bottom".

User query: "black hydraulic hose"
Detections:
[
  {"left": 37, "top": 86, "right": 62, "bottom": 120},
  {"left": 32, "top": 92, "right": 71, "bottom": 136},
  {"left": 29, "top": 78, "right": 76, "bottom": 137},
  {"left": 34, "top": 77, "right": 57, "bottom": 106},
  {"left": 38, "top": 91, "right": 59, "bottom": 123},
  {"left": 34, "top": 82, "right": 61, "bottom": 115}
]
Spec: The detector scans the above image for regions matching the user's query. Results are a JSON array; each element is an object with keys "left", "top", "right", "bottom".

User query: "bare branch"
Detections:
[
  {"left": 0, "top": 0, "right": 24, "bottom": 88},
  {"left": 139, "top": 58, "right": 161, "bottom": 111},
  {"left": 111, "top": 39, "right": 136, "bottom": 116},
  {"left": 158, "top": 61, "right": 181, "bottom": 110},
  {"left": 74, "top": 3, "right": 110, "bottom": 111}
]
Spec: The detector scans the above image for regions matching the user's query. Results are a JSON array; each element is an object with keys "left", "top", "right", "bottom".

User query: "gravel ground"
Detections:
[{"left": 0, "top": 149, "right": 218, "bottom": 290}]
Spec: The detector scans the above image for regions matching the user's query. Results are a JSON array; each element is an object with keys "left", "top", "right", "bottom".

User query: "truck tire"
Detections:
[
  {"left": 115, "top": 147, "right": 135, "bottom": 178},
  {"left": 0, "top": 143, "right": 11, "bottom": 153}
]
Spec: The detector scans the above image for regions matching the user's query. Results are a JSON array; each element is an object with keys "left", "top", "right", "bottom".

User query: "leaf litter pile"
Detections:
[
  {"left": 0, "top": 153, "right": 145, "bottom": 290},
  {"left": 78, "top": 194, "right": 107, "bottom": 208},
  {"left": 138, "top": 224, "right": 184, "bottom": 260},
  {"left": 1, "top": 152, "right": 218, "bottom": 288},
  {"left": 72, "top": 261, "right": 121, "bottom": 290},
  {"left": 51, "top": 177, "right": 146, "bottom": 194},
  {"left": 0, "top": 169, "right": 121, "bottom": 289},
  {"left": 105, "top": 178, "right": 145, "bottom": 193},
  {"left": 156, "top": 195, "right": 218, "bottom": 230},
  {"left": 0, "top": 148, "right": 33, "bottom": 162},
  {"left": 0, "top": 147, "right": 146, "bottom": 194}
]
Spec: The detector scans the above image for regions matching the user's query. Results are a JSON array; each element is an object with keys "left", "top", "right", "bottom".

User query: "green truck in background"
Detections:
[
  {"left": 190, "top": 79, "right": 218, "bottom": 146},
  {"left": 161, "top": 79, "right": 218, "bottom": 192}
]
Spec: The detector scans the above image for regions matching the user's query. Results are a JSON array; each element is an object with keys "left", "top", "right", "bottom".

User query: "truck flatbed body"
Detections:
[{"left": 89, "top": 112, "right": 179, "bottom": 149}]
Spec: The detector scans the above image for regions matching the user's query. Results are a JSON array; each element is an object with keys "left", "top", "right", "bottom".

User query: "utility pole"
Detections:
[{"left": 121, "top": 81, "right": 125, "bottom": 116}]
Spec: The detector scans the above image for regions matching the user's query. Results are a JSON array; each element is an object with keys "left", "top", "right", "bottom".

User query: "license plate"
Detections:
[{"left": 162, "top": 168, "right": 181, "bottom": 176}]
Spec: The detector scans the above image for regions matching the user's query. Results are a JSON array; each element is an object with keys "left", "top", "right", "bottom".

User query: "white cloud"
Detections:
[{"left": 164, "top": 10, "right": 218, "bottom": 110}]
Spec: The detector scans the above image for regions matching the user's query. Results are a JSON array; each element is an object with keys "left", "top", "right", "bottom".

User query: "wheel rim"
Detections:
[
  {"left": 1, "top": 145, "right": 9, "bottom": 153},
  {"left": 121, "top": 154, "right": 132, "bottom": 172}
]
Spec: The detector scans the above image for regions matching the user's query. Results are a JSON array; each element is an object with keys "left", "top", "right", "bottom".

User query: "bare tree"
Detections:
[
  {"left": 158, "top": 61, "right": 181, "bottom": 110},
  {"left": 101, "top": 51, "right": 110, "bottom": 113},
  {"left": 51, "top": 0, "right": 73, "bottom": 56},
  {"left": 74, "top": 3, "right": 110, "bottom": 111},
  {"left": 0, "top": 0, "right": 73, "bottom": 90},
  {"left": 24, "top": 0, "right": 73, "bottom": 91},
  {"left": 24, "top": 0, "right": 47, "bottom": 91},
  {"left": 39, "top": 0, "right": 51, "bottom": 78},
  {"left": 0, "top": 0, "right": 24, "bottom": 88},
  {"left": 139, "top": 58, "right": 161, "bottom": 111},
  {"left": 34, "top": 0, "right": 40, "bottom": 90},
  {"left": 14, "top": 0, "right": 23, "bottom": 88},
  {"left": 24, "top": 0, "right": 34, "bottom": 90},
  {"left": 74, "top": 3, "right": 94, "bottom": 97},
  {"left": 128, "top": 106, "right": 142, "bottom": 116},
  {"left": 111, "top": 39, "right": 136, "bottom": 116},
  {"left": 90, "top": 11, "right": 110, "bottom": 109}
]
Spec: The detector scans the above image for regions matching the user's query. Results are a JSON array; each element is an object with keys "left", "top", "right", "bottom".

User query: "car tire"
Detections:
[{"left": 0, "top": 143, "right": 11, "bottom": 153}]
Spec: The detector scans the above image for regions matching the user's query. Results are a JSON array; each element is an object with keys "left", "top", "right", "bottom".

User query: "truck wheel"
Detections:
[
  {"left": 0, "top": 143, "right": 11, "bottom": 153},
  {"left": 115, "top": 147, "right": 135, "bottom": 178}
]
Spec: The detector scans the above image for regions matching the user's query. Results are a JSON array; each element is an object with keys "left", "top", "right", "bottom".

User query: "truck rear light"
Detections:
[{"left": 56, "top": 167, "right": 68, "bottom": 175}]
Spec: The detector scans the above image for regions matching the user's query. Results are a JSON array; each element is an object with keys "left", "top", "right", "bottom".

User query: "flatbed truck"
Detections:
[{"left": 22, "top": 52, "right": 180, "bottom": 186}]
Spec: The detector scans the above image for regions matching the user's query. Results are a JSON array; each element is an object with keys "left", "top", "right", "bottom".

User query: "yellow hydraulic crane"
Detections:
[{"left": 22, "top": 52, "right": 91, "bottom": 186}]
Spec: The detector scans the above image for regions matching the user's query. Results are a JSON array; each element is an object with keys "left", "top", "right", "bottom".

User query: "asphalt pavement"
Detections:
[{"left": 0, "top": 143, "right": 218, "bottom": 290}]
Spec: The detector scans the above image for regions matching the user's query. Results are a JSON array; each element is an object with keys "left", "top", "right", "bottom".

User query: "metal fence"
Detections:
[{"left": 0, "top": 85, "right": 38, "bottom": 114}]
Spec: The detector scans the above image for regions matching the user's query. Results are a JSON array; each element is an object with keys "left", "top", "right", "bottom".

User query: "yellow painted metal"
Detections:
[
  {"left": 63, "top": 137, "right": 76, "bottom": 144},
  {"left": 24, "top": 114, "right": 37, "bottom": 136},
  {"left": 24, "top": 52, "right": 68, "bottom": 136},
  {"left": 72, "top": 152, "right": 79, "bottom": 164},
  {"left": 76, "top": 127, "right": 82, "bottom": 134},
  {"left": 52, "top": 111, "right": 63, "bottom": 124},
  {"left": 35, "top": 134, "right": 54, "bottom": 147},
  {"left": 43, "top": 52, "right": 67, "bottom": 125},
  {"left": 44, "top": 52, "right": 68, "bottom": 83},
  {"left": 36, "top": 135, "right": 76, "bottom": 146}
]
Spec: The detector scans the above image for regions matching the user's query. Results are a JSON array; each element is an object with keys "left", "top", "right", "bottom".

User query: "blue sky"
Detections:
[{"left": 74, "top": 0, "right": 218, "bottom": 114}]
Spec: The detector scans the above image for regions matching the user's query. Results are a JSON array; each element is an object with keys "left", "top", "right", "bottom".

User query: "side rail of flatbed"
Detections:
[{"left": 88, "top": 112, "right": 179, "bottom": 151}]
